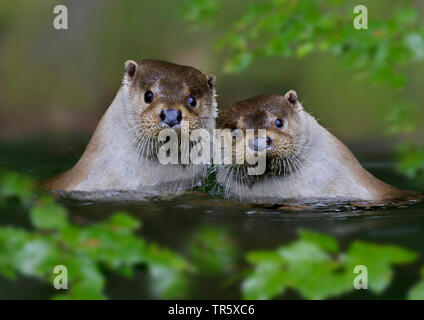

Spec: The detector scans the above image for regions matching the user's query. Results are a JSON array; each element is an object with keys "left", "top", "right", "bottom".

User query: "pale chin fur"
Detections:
[
  {"left": 217, "top": 106, "right": 402, "bottom": 203},
  {"left": 47, "top": 85, "right": 212, "bottom": 193}
]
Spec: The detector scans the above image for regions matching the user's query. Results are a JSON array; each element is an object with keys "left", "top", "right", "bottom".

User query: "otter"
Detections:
[
  {"left": 44, "top": 59, "right": 217, "bottom": 193},
  {"left": 216, "top": 90, "right": 411, "bottom": 203}
]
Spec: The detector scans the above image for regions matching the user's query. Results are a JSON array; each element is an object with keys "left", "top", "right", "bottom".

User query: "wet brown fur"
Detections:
[
  {"left": 43, "top": 59, "right": 216, "bottom": 192},
  {"left": 216, "top": 91, "right": 407, "bottom": 202}
]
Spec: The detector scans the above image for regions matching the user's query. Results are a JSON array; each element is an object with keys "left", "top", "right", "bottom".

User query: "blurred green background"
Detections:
[{"left": 0, "top": 0, "right": 422, "bottom": 150}]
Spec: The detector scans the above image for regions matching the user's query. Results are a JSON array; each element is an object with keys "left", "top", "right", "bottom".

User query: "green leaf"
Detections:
[
  {"left": 246, "top": 250, "right": 284, "bottom": 266},
  {"left": 278, "top": 241, "right": 331, "bottom": 263},
  {"left": 180, "top": 0, "right": 219, "bottom": 26},
  {"left": 296, "top": 42, "right": 314, "bottom": 58},
  {"left": 53, "top": 255, "right": 106, "bottom": 300},
  {"left": 14, "top": 239, "right": 61, "bottom": 277},
  {"left": 72, "top": 223, "right": 146, "bottom": 269},
  {"left": 397, "top": 143, "right": 424, "bottom": 179},
  {"left": 286, "top": 259, "right": 350, "bottom": 299},
  {"left": 242, "top": 266, "right": 288, "bottom": 300},
  {"left": 345, "top": 241, "right": 417, "bottom": 294},
  {"left": 0, "top": 176, "right": 195, "bottom": 300},
  {"left": 408, "top": 267, "right": 424, "bottom": 300},
  {"left": 149, "top": 265, "right": 189, "bottom": 299},
  {"left": 0, "top": 227, "right": 30, "bottom": 279},
  {"left": 383, "top": 102, "right": 420, "bottom": 135},
  {"left": 187, "top": 0, "right": 424, "bottom": 94},
  {"left": 145, "top": 243, "right": 190, "bottom": 271},
  {"left": 277, "top": 240, "right": 349, "bottom": 299},
  {"left": 0, "top": 170, "right": 35, "bottom": 204},
  {"left": 404, "top": 33, "right": 424, "bottom": 60},
  {"left": 224, "top": 52, "right": 253, "bottom": 73},
  {"left": 30, "top": 196, "right": 68, "bottom": 230},
  {"left": 298, "top": 229, "right": 339, "bottom": 253},
  {"left": 186, "top": 226, "right": 238, "bottom": 274},
  {"left": 243, "top": 230, "right": 419, "bottom": 300},
  {"left": 106, "top": 212, "right": 141, "bottom": 231},
  {"left": 243, "top": 235, "right": 348, "bottom": 300}
]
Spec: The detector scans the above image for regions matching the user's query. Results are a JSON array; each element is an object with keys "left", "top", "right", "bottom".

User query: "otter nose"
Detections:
[
  {"left": 250, "top": 136, "right": 272, "bottom": 152},
  {"left": 159, "top": 109, "right": 182, "bottom": 127}
]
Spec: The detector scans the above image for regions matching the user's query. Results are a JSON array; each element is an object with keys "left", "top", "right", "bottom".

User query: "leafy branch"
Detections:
[
  {"left": 242, "top": 229, "right": 422, "bottom": 299},
  {"left": 0, "top": 171, "right": 193, "bottom": 299},
  {"left": 180, "top": 0, "right": 424, "bottom": 181}
]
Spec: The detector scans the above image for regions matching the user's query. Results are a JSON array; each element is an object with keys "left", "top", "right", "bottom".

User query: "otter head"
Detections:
[
  {"left": 121, "top": 59, "right": 216, "bottom": 158},
  {"left": 217, "top": 91, "right": 307, "bottom": 188}
]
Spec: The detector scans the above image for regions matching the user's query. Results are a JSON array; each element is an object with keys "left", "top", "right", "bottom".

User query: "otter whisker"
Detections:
[{"left": 224, "top": 166, "right": 235, "bottom": 199}]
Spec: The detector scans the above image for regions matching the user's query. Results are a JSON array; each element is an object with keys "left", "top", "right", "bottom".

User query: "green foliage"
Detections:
[
  {"left": 186, "top": 226, "right": 238, "bottom": 274},
  {"left": 2, "top": 171, "right": 424, "bottom": 300},
  {"left": 0, "top": 169, "right": 35, "bottom": 205},
  {"left": 190, "top": 0, "right": 424, "bottom": 88},
  {"left": 344, "top": 241, "right": 417, "bottom": 293},
  {"left": 383, "top": 101, "right": 421, "bottom": 135},
  {"left": 181, "top": 0, "right": 424, "bottom": 182},
  {"left": 408, "top": 267, "right": 424, "bottom": 300},
  {"left": 397, "top": 144, "right": 424, "bottom": 180},
  {"left": 145, "top": 243, "right": 194, "bottom": 298},
  {"left": 149, "top": 264, "right": 190, "bottom": 299},
  {"left": 298, "top": 229, "right": 339, "bottom": 253},
  {"left": 0, "top": 172, "right": 192, "bottom": 300},
  {"left": 180, "top": 0, "right": 219, "bottom": 26},
  {"left": 30, "top": 197, "right": 68, "bottom": 230},
  {"left": 242, "top": 229, "right": 418, "bottom": 300}
]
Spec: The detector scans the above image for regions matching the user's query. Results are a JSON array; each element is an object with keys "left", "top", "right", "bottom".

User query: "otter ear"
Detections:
[
  {"left": 124, "top": 60, "right": 138, "bottom": 80},
  {"left": 284, "top": 90, "right": 302, "bottom": 110},
  {"left": 206, "top": 74, "right": 216, "bottom": 89}
]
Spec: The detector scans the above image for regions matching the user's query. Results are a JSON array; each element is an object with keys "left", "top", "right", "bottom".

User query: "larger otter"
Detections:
[
  {"left": 216, "top": 90, "right": 409, "bottom": 203},
  {"left": 44, "top": 59, "right": 217, "bottom": 192}
]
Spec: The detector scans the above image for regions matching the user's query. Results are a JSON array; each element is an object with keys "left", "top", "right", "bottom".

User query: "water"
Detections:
[{"left": 1, "top": 135, "right": 423, "bottom": 299}]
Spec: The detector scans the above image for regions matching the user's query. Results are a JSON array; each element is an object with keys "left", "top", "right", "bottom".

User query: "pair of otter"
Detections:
[{"left": 43, "top": 59, "right": 411, "bottom": 203}]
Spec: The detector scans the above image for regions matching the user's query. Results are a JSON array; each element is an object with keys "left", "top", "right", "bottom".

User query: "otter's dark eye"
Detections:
[
  {"left": 144, "top": 90, "right": 154, "bottom": 104},
  {"left": 188, "top": 96, "right": 197, "bottom": 108},
  {"left": 275, "top": 119, "right": 284, "bottom": 128}
]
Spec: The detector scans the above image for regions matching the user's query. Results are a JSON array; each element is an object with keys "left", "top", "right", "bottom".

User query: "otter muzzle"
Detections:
[{"left": 249, "top": 137, "right": 271, "bottom": 152}]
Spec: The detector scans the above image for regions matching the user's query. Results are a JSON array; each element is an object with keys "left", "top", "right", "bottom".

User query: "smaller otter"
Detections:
[
  {"left": 43, "top": 59, "right": 217, "bottom": 193},
  {"left": 216, "top": 90, "right": 411, "bottom": 203}
]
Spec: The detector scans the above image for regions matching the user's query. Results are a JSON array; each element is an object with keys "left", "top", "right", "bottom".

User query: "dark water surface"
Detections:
[{"left": 1, "top": 136, "right": 423, "bottom": 299}]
